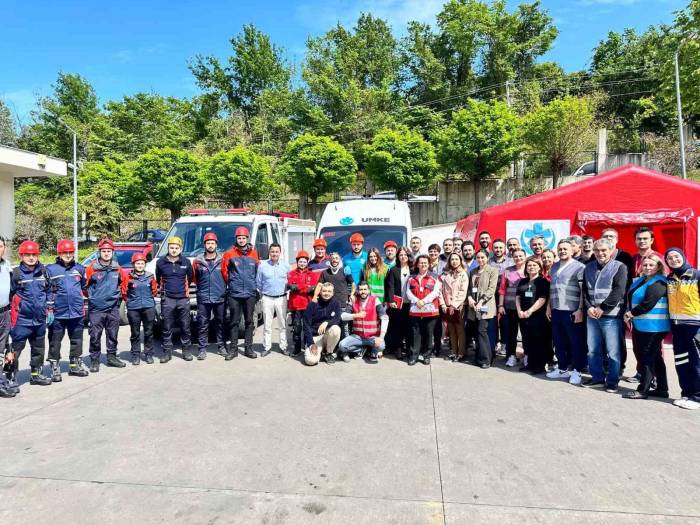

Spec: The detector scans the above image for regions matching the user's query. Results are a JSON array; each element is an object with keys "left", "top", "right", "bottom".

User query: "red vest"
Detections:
[
  {"left": 408, "top": 272, "right": 440, "bottom": 317},
  {"left": 352, "top": 295, "right": 380, "bottom": 338}
]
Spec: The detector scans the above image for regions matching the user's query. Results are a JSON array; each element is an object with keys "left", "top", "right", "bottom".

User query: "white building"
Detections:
[{"left": 0, "top": 145, "right": 67, "bottom": 240}]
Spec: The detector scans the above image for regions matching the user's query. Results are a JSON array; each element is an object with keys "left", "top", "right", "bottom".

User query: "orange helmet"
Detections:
[
  {"left": 131, "top": 253, "right": 147, "bottom": 263},
  {"left": 98, "top": 238, "right": 115, "bottom": 250},
  {"left": 18, "top": 240, "right": 40, "bottom": 255},
  {"left": 296, "top": 250, "right": 310, "bottom": 260},
  {"left": 56, "top": 239, "right": 76, "bottom": 253},
  {"left": 313, "top": 238, "right": 327, "bottom": 248},
  {"left": 383, "top": 240, "right": 398, "bottom": 250},
  {"left": 235, "top": 226, "right": 250, "bottom": 238},
  {"left": 349, "top": 233, "right": 364, "bottom": 244}
]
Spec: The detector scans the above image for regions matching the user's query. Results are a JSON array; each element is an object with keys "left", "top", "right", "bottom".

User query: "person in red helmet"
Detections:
[
  {"left": 383, "top": 240, "right": 398, "bottom": 269},
  {"left": 287, "top": 250, "right": 314, "bottom": 356},
  {"left": 84, "top": 238, "right": 126, "bottom": 371},
  {"left": 308, "top": 239, "right": 331, "bottom": 284},
  {"left": 221, "top": 226, "right": 259, "bottom": 359},
  {"left": 45, "top": 239, "right": 89, "bottom": 382},
  {"left": 192, "top": 231, "right": 226, "bottom": 360},
  {"left": 343, "top": 232, "right": 367, "bottom": 286},
  {"left": 121, "top": 253, "right": 158, "bottom": 365},
  {"left": 6, "top": 240, "right": 53, "bottom": 389}
]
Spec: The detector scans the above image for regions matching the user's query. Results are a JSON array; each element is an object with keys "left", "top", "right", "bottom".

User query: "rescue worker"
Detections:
[
  {"left": 222, "top": 226, "right": 259, "bottom": 359},
  {"left": 0, "top": 236, "right": 14, "bottom": 397},
  {"left": 303, "top": 282, "right": 342, "bottom": 365},
  {"left": 122, "top": 253, "right": 158, "bottom": 365},
  {"left": 156, "top": 236, "right": 194, "bottom": 363},
  {"left": 343, "top": 233, "right": 368, "bottom": 286},
  {"left": 338, "top": 281, "right": 388, "bottom": 363},
  {"left": 308, "top": 239, "right": 331, "bottom": 276},
  {"left": 256, "top": 243, "right": 290, "bottom": 357},
  {"left": 46, "top": 239, "right": 89, "bottom": 381},
  {"left": 85, "top": 238, "right": 126, "bottom": 371},
  {"left": 384, "top": 240, "right": 398, "bottom": 269},
  {"left": 287, "top": 251, "right": 314, "bottom": 356},
  {"left": 7, "top": 240, "right": 52, "bottom": 388},
  {"left": 192, "top": 232, "right": 226, "bottom": 360}
]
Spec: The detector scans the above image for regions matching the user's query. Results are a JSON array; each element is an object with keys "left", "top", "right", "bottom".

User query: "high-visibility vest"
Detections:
[
  {"left": 630, "top": 275, "right": 670, "bottom": 333},
  {"left": 352, "top": 295, "right": 380, "bottom": 338}
]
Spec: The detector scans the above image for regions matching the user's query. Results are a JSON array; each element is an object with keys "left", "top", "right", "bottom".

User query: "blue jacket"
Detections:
[
  {"left": 85, "top": 260, "right": 123, "bottom": 312},
  {"left": 155, "top": 255, "right": 193, "bottom": 299},
  {"left": 193, "top": 253, "right": 226, "bottom": 304},
  {"left": 10, "top": 263, "right": 49, "bottom": 327},
  {"left": 222, "top": 245, "right": 259, "bottom": 299},
  {"left": 629, "top": 275, "right": 670, "bottom": 333},
  {"left": 46, "top": 259, "right": 86, "bottom": 319},
  {"left": 123, "top": 270, "right": 157, "bottom": 310}
]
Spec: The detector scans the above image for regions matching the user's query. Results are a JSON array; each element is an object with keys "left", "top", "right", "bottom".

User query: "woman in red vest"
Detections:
[{"left": 406, "top": 255, "right": 441, "bottom": 366}]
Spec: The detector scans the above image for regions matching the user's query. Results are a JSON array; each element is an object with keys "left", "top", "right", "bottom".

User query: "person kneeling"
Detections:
[
  {"left": 338, "top": 282, "right": 388, "bottom": 363},
  {"left": 303, "top": 282, "right": 342, "bottom": 365}
]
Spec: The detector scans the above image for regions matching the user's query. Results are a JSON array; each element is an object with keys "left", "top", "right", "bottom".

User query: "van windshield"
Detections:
[
  {"left": 156, "top": 222, "right": 251, "bottom": 258},
  {"left": 319, "top": 226, "right": 407, "bottom": 259}
]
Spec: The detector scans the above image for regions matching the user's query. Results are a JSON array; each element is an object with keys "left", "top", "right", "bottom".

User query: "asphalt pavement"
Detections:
[{"left": 0, "top": 322, "right": 698, "bottom": 524}]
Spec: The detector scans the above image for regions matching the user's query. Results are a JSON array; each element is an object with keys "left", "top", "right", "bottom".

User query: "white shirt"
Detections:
[{"left": 0, "top": 258, "right": 11, "bottom": 307}]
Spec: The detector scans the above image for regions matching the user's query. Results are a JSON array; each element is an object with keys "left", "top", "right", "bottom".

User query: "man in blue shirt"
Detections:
[
  {"left": 256, "top": 243, "right": 290, "bottom": 357},
  {"left": 343, "top": 232, "right": 367, "bottom": 286}
]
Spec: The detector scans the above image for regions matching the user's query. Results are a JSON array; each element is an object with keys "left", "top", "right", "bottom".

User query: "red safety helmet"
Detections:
[
  {"left": 203, "top": 232, "right": 218, "bottom": 243},
  {"left": 131, "top": 253, "right": 147, "bottom": 263},
  {"left": 312, "top": 238, "right": 327, "bottom": 248},
  {"left": 234, "top": 226, "right": 250, "bottom": 238},
  {"left": 296, "top": 250, "right": 310, "bottom": 260},
  {"left": 18, "top": 240, "right": 40, "bottom": 256},
  {"left": 98, "top": 238, "right": 115, "bottom": 251},
  {"left": 56, "top": 239, "right": 76, "bottom": 253},
  {"left": 383, "top": 240, "right": 398, "bottom": 250},
  {"left": 349, "top": 233, "right": 364, "bottom": 244}
]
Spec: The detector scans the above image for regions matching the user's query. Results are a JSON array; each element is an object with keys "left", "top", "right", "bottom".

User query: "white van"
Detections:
[{"left": 316, "top": 199, "right": 412, "bottom": 258}]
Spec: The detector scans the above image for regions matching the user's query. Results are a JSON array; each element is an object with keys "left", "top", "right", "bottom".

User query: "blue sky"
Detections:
[{"left": 1, "top": 0, "right": 688, "bottom": 125}]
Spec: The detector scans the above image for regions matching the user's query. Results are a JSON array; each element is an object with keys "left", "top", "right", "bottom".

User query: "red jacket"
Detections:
[{"left": 287, "top": 267, "right": 313, "bottom": 311}]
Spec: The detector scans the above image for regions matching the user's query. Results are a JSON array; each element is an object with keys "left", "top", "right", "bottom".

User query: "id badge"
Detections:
[
  {"left": 525, "top": 291, "right": 534, "bottom": 298},
  {"left": 471, "top": 287, "right": 478, "bottom": 294}
]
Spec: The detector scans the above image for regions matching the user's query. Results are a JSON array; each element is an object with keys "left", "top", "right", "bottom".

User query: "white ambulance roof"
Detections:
[{"left": 319, "top": 200, "right": 410, "bottom": 228}]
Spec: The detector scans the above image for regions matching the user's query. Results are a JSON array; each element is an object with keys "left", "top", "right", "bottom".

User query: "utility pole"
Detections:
[
  {"left": 56, "top": 116, "right": 79, "bottom": 248},
  {"left": 674, "top": 33, "right": 697, "bottom": 180}
]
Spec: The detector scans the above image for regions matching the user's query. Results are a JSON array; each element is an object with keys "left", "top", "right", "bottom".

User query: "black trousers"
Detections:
[
  {"left": 48, "top": 317, "right": 84, "bottom": 361},
  {"left": 633, "top": 329, "right": 668, "bottom": 394},
  {"left": 386, "top": 304, "right": 411, "bottom": 355},
  {"left": 410, "top": 316, "right": 437, "bottom": 361},
  {"left": 196, "top": 302, "right": 225, "bottom": 351},
  {"left": 127, "top": 307, "right": 155, "bottom": 357},
  {"left": 466, "top": 318, "right": 491, "bottom": 366},
  {"left": 228, "top": 296, "right": 257, "bottom": 352},
  {"left": 161, "top": 297, "right": 191, "bottom": 353},
  {"left": 504, "top": 309, "right": 520, "bottom": 357},
  {"left": 291, "top": 310, "right": 304, "bottom": 354},
  {"left": 10, "top": 323, "right": 46, "bottom": 370},
  {"left": 521, "top": 316, "right": 550, "bottom": 372},
  {"left": 89, "top": 307, "right": 120, "bottom": 359}
]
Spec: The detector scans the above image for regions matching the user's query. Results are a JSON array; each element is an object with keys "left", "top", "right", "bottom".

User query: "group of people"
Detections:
[{"left": 1, "top": 225, "right": 699, "bottom": 411}]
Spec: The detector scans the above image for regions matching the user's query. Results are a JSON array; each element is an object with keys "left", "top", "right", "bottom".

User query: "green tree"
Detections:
[
  {"left": 277, "top": 134, "right": 357, "bottom": 204},
  {"left": 523, "top": 96, "right": 596, "bottom": 188},
  {"left": 0, "top": 100, "right": 17, "bottom": 146},
  {"left": 134, "top": 147, "right": 202, "bottom": 221},
  {"left": 364, "top": 127, "right": 438, "bottom": 199},
  {"left": 434, "top": 99, "right": 521, "bottom": 211},
  {"left": 190, "top": 24, "right": 292, "bottom": 122},
  {"left": 78, "top": 158, "right": 145, "bottom": 216},
  {"left": 205, "top": 146, "right": 273, "bottom": 206}
]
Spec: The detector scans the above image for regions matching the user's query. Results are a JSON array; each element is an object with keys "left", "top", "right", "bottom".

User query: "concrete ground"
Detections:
[{"left": 0, "top": 322, "right": 698, "bottom": 525}]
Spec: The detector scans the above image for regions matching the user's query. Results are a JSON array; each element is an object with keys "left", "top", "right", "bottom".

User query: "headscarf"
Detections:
[{"left": 664, "top": 247, "right": 691, "bottom": 277}]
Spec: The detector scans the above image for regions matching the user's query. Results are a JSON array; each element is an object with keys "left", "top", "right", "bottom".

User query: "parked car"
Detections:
[
  {"left": 82, "top": 242, "right": 154, "bottom": 325},
  {"left": 125, "top": 229, "right": 167, "bottom": 243},
  {"left": 570, "top": 160, "right": 597, "bottom": 177}
]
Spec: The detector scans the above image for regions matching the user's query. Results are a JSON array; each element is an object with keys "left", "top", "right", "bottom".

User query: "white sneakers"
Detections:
[
  {"left": 569, "top": 370, "right": 582, "bottom": 385},
  {"left": 505, "top": 355, "right": 517, "bottom": 367},
  {"left": 673, "top": 397, "right": 700, "bottom": 410},
  {"left": 546, "top": 368, "right": 571, "bottom": 380}
]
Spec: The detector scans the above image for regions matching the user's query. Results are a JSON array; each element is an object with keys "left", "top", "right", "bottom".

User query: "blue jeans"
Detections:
[
  {"left": 552, "top": 310, "right": 587, "bottom": 371},
  {"left": 587, "top": 317, "right": 623, "bottom": 387},
  {"left": 338, "top": 334, "right": 385, "bottom": 357}
]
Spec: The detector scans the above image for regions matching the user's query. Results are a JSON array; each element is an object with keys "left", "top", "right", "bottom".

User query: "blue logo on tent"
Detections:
[
  {"left": 340, "top": 216, "right": 354, "bottom": 225},
  {"left": 521, "top": 223, "right": 556, "bottom": 254}
]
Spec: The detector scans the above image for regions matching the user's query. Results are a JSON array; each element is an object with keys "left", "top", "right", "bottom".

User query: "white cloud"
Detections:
[{"left": 296, "top": 0, "right": 444, "bottom": 33}]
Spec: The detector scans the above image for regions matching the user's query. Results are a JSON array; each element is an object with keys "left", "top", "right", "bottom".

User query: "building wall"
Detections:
[{"left": 0, "top": 173, "right": 14, "bottom": 240}]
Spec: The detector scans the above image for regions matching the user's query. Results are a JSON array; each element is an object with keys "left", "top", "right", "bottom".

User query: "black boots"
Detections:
[
  {"left": 131, "top": 355, "right": 140, "bottom": 366},
  {"left": 30, "top": 368, "right": 52, "bottom": 386},
  {"left": 90, "top": 358, "right": 100, "bottom": 373},
  {"left": 49, "top": 360, "right": 62, "bottom": 382},
  {"left": 106, "top": 354, "right": 126, "bottom": 368},
  {"left": 144, "top": 354, "right": 154, "bottom": 364},
  {"left": 160, "top": 352, "right": 172, "bottom": 364},
  {"left": 182, "top": 349, "right": 194, "bottom": 362},
  {"left": 197, "top": 349, "right": 207, "bottom": 361},
  {"left": 68, "top": 358, "right": 89, "bottom": 377}
]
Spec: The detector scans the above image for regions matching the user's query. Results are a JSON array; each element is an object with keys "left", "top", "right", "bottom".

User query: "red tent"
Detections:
[{"left": 455, "top": 165, "right": 700, "bottom": 266}]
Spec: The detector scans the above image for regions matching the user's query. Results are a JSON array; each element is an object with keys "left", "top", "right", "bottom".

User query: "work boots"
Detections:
[
  {"left": 49, "top": 360, "right": 62, "bottom": 383},
  {"left": 160, "top": 352, "right": 172, "bottom": 364},
  {"left": 68, "top": 358, "right": 89, "bottom": 377},
  {"left": 106, "top": 354, "right": 126, "bottom": 368},
  {"left": 0, "top": 383, "right": 15, "bottom": 398},
  {"left": 131, "top": 355, "right": 140, "bottom": 366},
  {"left": 182, "top": 349, "right": 194, "bottom": 362},
  {"left": 144, "top": 354, "right": 154, "bottom": 365},
  {"left": 29, "top": 368, "right": 52, "bottom": 386},
  {"left": 197, "top": 349, "right": 207, "bottom": 361},
  {"left": 5, "top": 370, "right": 20, "bottom": 394},
  {"left": 89, "top": 358, "right": 100, "bottom": 373}
]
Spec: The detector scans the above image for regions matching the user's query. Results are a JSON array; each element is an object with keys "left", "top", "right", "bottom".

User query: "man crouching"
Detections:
[
  {"left": 303, "top": 282, "right": 341, "bottom": 365},
  {"left": 338, "top": 281, "right": 388, "bottom": 363}
]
